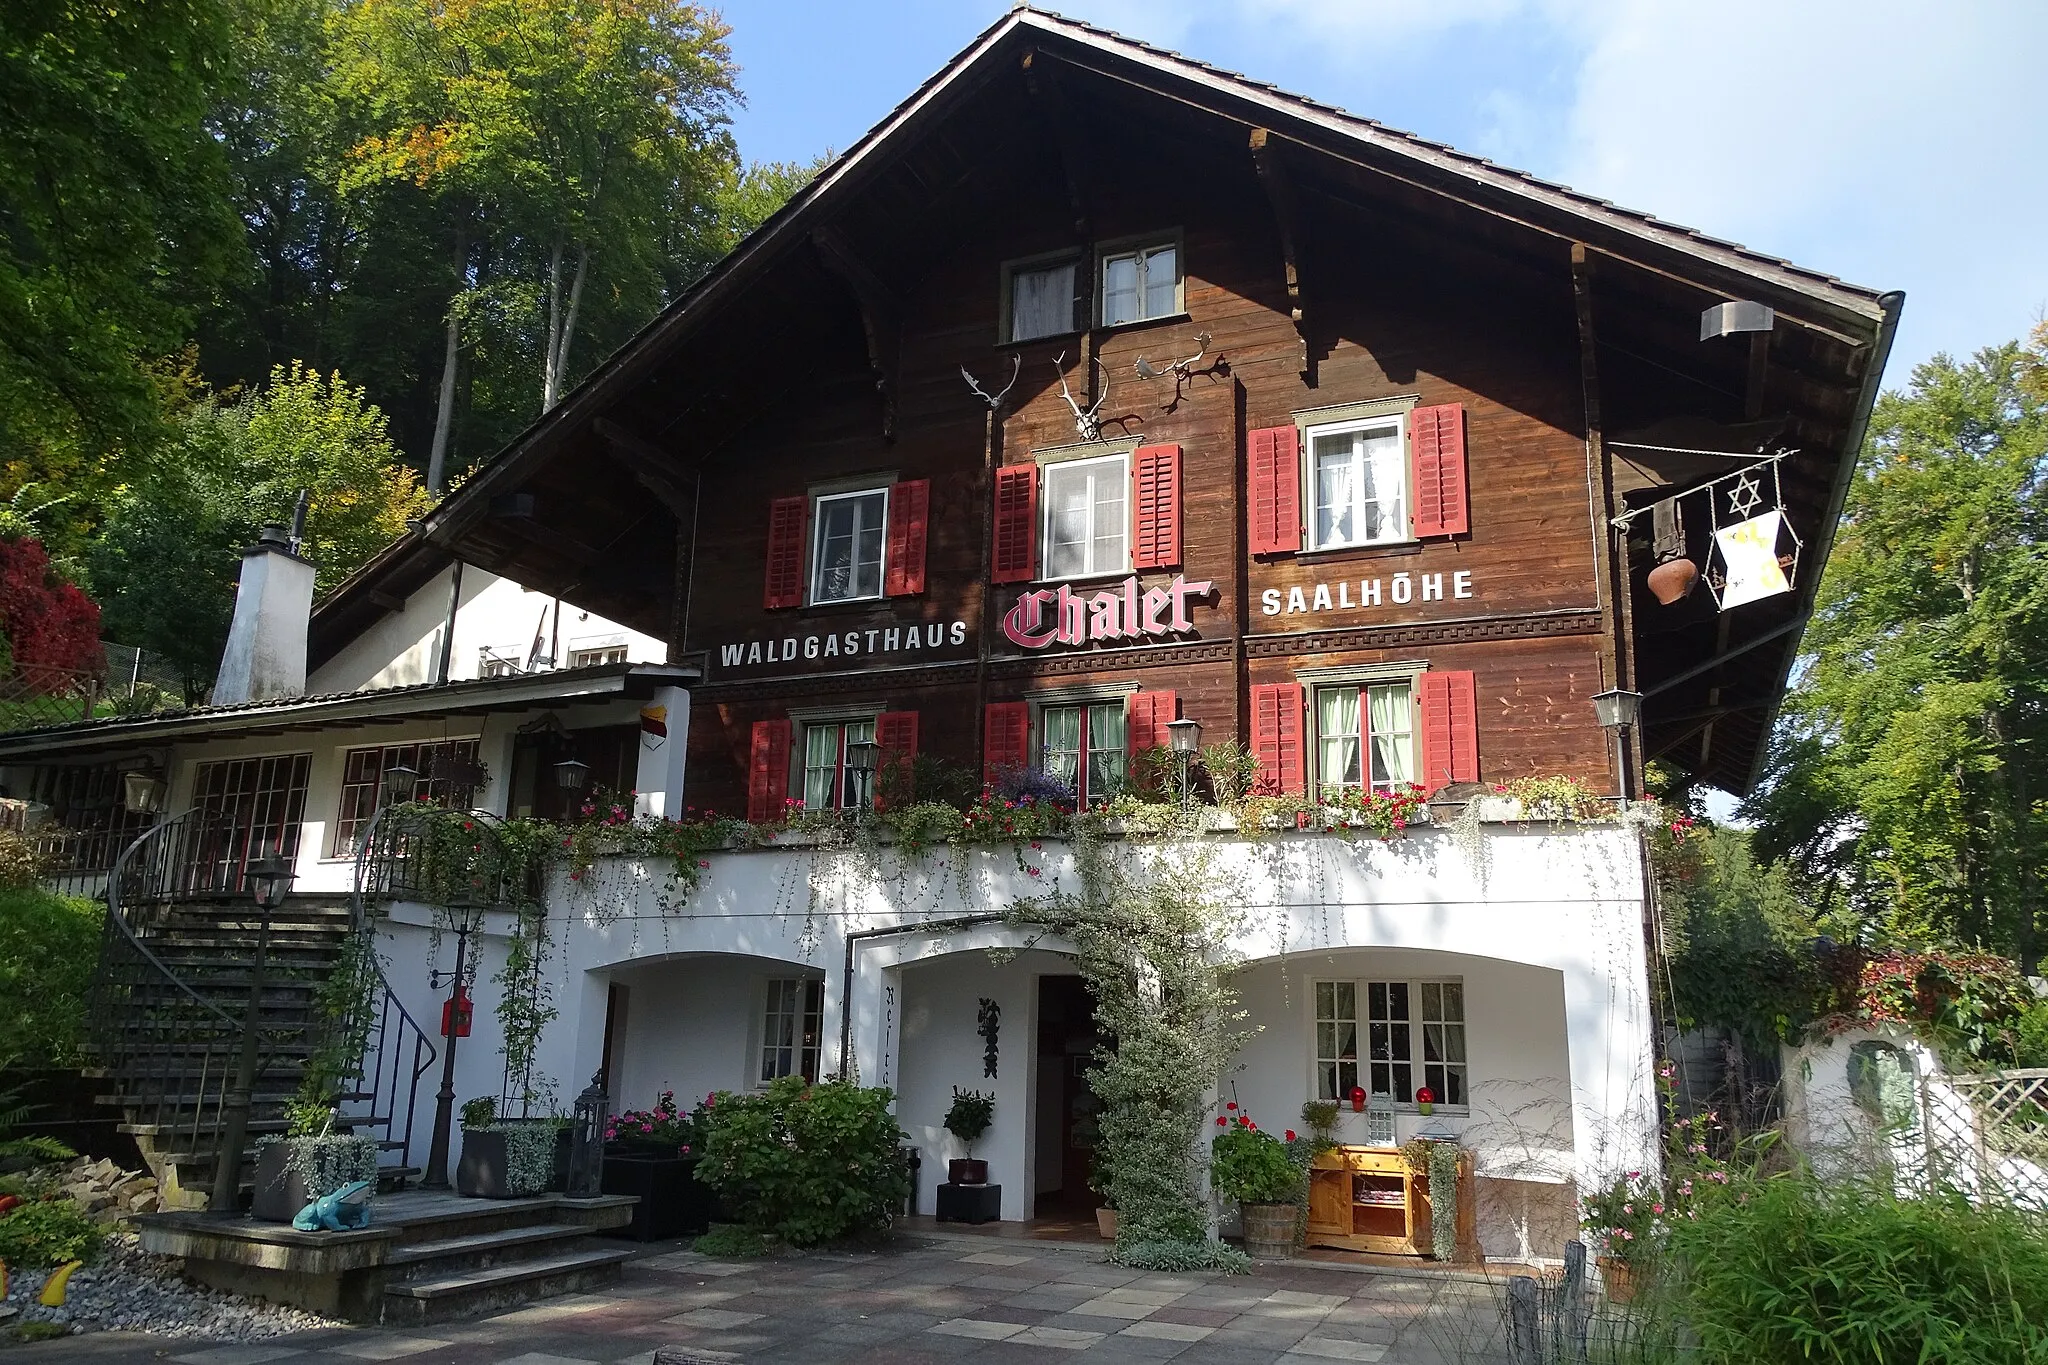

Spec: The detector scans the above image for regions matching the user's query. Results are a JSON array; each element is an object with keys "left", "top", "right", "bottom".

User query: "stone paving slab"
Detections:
[{"left": 21, "top": 1235, "right": 1510, "bottom": 1365}]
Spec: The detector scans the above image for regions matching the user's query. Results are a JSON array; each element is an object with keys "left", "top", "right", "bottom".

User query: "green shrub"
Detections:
[
  {"left": 0, "top": 1198, "right": 106, "bottom": 1267},
  {"left": 942, "top": 1087, "right": 994, "bottom": 1157},
  {"left": 1651, "top": 1168, "right": 2048, "bottom": 1364},
  {"left": 692, "top": 1224, "right": 769, "bottom": 1258},
  {"left": 2017, "top": 997, "right": 2048, "bottom": 1068},
  {"left": 1114, "top": 1239, "right": 1251, "bottom": 1273},
  {"left": 695, "top": 1076, "right": 909, "bottom": 1246},
  {"left": 0, "top": 829, "right": 47, "bottom": 889},
  {"left": 1209, "top": 1114, "right": 1300, "bottom": 1204},
  {"left": 0, "top": 887, "right": 103, "bottom": 1065}
]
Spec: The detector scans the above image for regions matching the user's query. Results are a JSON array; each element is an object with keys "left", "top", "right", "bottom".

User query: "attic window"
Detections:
[
  {"left": 1006, "top": 256, "right": 1078, "bottom": 342},
  {"left": 1100, "top": 238, "right": 1180, "bottom": 326}
]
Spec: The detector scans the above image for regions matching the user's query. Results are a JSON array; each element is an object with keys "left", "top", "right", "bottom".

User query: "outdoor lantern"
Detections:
[
  {"left": 1166, "top": 717, "right": 1203, "bottom": 755},
  {"left": 844, "top": 740, "right": 879, "bottom": 775},
  {"left": 246, "top": 851, "right": 296, "bottom": 911},
  {"left": 120, "top": 770, "right": 166, "bottom": 815},
  {"left": 381, "top": 762, "right": 420, "bottom": 805},
  {"left": 565, "top": 1072, "right": 610, "bottom": 1198},
  {"left": 553, "top": 756, "right": 591, "bottom": 791},
  {"left": 1590, "top": 689, "right": 1644, "bottom": 734}
]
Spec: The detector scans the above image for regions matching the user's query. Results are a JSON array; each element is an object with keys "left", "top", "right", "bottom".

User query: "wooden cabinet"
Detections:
[{"left": 1304, "top": 1145, "right": 1478, "bottom": 1258}]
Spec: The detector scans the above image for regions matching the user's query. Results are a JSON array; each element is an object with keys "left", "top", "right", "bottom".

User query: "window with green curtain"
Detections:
[
  {"left": 1039, "top": 701, "right": 1126, "bottom": 804},
  {"left": 1366, "top": 683, "right": 1415, "bottom": 789},
  {"left": 1317, "top": 685, "right": 1362, "bottom": 797}
]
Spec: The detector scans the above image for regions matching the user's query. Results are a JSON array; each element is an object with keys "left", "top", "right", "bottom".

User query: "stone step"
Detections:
[
  {"left": 379, "top": 1246, "right": 633, "bottom": 1325},
  {"left": 384, "top": 1222, "right": 593, "bottom": 1276}
]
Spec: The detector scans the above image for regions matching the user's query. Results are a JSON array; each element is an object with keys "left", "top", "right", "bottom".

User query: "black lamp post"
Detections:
[
  {"left": 1591, "top": 689, "right": 1644, "bottom": 800},
  {"left": 211, "top": 850, "right": 296, "bottom": 1212},
  {"left": 1167, "top": 717, "right": 1203, "bottom": 811},
  {"left": 421, "top": 890, "right": 482, "bottom": 1190},
  {"left": 553, "top": 756, "right": 591, "bottom": 793},
  {"left": 844, "top": 739, "right": 879, "bottom": 809}
]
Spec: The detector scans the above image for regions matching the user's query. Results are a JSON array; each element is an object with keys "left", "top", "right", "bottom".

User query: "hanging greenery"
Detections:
[
  {"left": 1429, "top": 1141, "right": 1460, "bottom": 1261},
  {"left": 1009, "top": 832, "right": 1254, "bottom": 1271}
]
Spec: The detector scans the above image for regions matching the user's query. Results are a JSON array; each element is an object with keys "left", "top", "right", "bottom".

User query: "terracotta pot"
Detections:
[
  {"left": 1647, "top": 557, "right": 1699, "bottom": 605},
  {"left": 947, "top": 1158, "right": 988, "bottom": 1186},
  {"left": 1597, "top": 1256, "right": 1638, "bottom": 1304},
  {"left": 1095, "top": 1206, "right": 1117, "bottom": 1240},
  {"left": 1240, "top": 1201, "right": 1299, "bottom": 1260}
]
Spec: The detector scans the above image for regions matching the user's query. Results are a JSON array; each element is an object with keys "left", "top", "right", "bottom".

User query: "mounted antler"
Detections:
[
  {"left": 960, "top": 354, "right": 1021, "bottom": 411},
  {"left": 1133, "top": 332, "right": 1212, "bottom": 382},
  {"left": 1054, "top": 353, "right": 1110, "bottom": 442}
]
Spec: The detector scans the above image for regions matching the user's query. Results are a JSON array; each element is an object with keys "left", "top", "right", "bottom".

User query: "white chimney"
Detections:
[{"left": 212, "top": 525, "right": 315, "bottom": 705}]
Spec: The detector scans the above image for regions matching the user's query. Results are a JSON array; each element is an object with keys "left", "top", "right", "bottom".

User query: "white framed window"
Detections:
[
  {"left": 568, "top": 646, "right": 628, "bottom": 668},
  {"left": 800, "top": 717, "right": 876, "bottom": 812},
  {"left": 1042, "top": 452, "right": 1128, "bottom": 579},
  {"left": 1312, "top": 978, "right": 1467, "bottom": 1108},
  {"left": 1100, "top": 239, "right": 1180, "bottom": 326},
  {"left": 1306, "top": 415, "right": 1410, "bottom": 551},
  {"left": 1040, "top": 701, "right": 1126, "bottom": 805},
  {"left": 1006, "top": 256, "right": 1078, "bottom": 342},
  {"left": 810, "top": 487, "right": 888, "bottom": 604},
  {"left": 1313, "top": 681, "right": 1417, "bottom": 798},
  {"left": 760, "top": 977, "right": 824, "bottom": 1085},
  {"left": 333, "top": 738, "right": 481, "bottom": 855}
]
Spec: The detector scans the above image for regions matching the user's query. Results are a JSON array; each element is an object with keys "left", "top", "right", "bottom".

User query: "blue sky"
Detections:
[{"left": 717, "top": 0, "right": 2048, "bottom": 385}]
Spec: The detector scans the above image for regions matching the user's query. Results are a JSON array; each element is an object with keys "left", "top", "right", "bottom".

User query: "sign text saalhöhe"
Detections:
[
  {"left": 1002, "top": 574, "right": 1215, "bottom": 649},
  {"left": 1260, "top": 570, "right": 1475, "bottom": 618}
]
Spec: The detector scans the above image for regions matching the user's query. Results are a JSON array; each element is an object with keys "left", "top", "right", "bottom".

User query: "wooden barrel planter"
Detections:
[{"left": 1240, "top": 1201, "right": 1298, "bottom": 1260}]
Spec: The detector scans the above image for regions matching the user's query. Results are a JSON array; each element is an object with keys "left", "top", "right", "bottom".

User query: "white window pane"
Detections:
[
  {"left": 1314, "top": 439, "right": 1355, "bottom": 546},
  {"left": 1086, "top": 702, "right": 1126, "bottom": 799},
  {"left": 1042, "top": 706, "right": 1081, "bottom": 788},
  {"left": 1440, "top": 981, "right": 1464, "bottom": 1023},
  {"left": 1360, "top": 426, "right": 1405, "bottom": 542},
  {"left": 1011, "top": 261, "right": 1074, "bottom": 341},
  {"left": 1090, "top": 472, "right": 1126, "bottom": 569},
  {"left": 802, "top": 725, "right": 839, "bottom": 810},
  {"left": 1044, "top": 465, "right": 1090, "bottom": 578},
  {"left": 1142, "top": 246, "right": 1176, "bottom": 317},
  {"left": 843, "top": 719, "right": 875, "bottom": 808},
  {"left": 1367, "top": 684, "right": 1413, "bottom": 787},
  {"left": 814, "top": 491, "right": 886, "bottom": 601},
  {"left": 1103, "top": 254, "right": 1139, "bottom": 325}
]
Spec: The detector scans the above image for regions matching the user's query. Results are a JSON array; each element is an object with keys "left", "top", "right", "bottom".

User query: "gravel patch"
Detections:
[{"left": 3, "top": 1232, "right": 341, "bottom": 1341}]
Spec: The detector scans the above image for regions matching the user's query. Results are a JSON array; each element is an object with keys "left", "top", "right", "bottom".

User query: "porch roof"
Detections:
[{"left": 0, "top": 663, "right": 697, "bottom": 760}]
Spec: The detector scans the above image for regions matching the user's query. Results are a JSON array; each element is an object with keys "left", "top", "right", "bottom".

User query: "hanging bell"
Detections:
[{"left": 1648, "top": 557, "right": 1700, "bottom": 605}]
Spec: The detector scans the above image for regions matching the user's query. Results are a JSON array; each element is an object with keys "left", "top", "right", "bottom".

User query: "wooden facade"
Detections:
[{"left": 324, "top": 8, "right": 1900, "bottom": 808}]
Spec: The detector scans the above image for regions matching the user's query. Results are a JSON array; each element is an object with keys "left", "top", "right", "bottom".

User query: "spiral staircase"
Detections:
[{"left": 81, "top": 810, "right": 437, "bottom": 1208}]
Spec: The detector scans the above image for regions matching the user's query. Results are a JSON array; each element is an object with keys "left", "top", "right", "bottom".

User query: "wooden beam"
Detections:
[
  {"left": 367, "top": 590, "right": 407, "bottom": 612},
  {"left": 1249, "top": 127, "right": 1314, "bottom": 385},
  {"left": 1021, "top": 49, "right": 1092, "bottom": 241},
  {"left": 1575, "top": 240, "right": 1636, "bottom": 795},
  {"left": 810, "top": 225, "right": 901, "bottom": 441},
  {"left": 494, "top": 513, "right": 605, "bottom": 567},
  {"left": 593, "top": 418, "right": 695, "bottom": 515}
]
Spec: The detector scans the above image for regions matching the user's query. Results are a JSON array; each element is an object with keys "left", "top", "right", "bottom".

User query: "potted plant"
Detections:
[
  {"left": 251, "top": 1101, "right": 378, "bottom": 1224},
  {"left": 1581, "top": 1169, "right": 1658, "bottom": 1302},
  {"left": 943, "top": 1087, "right": 995, "bottom": 1185},
  {"left": 1210, "top": 1108, "right": 1302, "bottom": 1260},
  {"left": 600, "top": 1089, "right": 718, "bottom": 1240},
  {"left": 1087, "top": 1148, "right": 1116, "bottom": 1240},
  {"left": 456, "top": 1096, "right": 569, "bottom": 1199}
]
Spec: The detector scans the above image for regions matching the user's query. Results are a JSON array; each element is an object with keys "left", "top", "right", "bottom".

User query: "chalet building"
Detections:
[{"left": 0, "top": 8, "right": 1895, "bottom": 1275}]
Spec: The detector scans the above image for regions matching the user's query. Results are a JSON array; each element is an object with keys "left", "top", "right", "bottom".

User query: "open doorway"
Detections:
[{"left": 1033, "top": 973, "right": 1103, "bottom": 1218}]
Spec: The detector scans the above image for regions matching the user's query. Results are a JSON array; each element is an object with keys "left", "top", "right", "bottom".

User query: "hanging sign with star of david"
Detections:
[{"left": 1714, "top": 510, "right": 1793, "bottom": 608}]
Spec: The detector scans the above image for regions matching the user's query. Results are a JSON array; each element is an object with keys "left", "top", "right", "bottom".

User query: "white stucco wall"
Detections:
[
  {"left": 310, "top": 564, "right": 666, "bottom": 694},
  {"left": 383, "top": 820, "right": 1660, "bottom": 1244}
]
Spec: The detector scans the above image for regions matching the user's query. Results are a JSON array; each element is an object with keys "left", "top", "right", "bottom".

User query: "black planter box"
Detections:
[
  {"left": 458, "top": 1126, "right": 572, "bottom": 1199},
  {"left": 936, "top": 1181, "right": 1002, "bottom": 1225},
  {"left": 600, "top": 1151, "right": 716, "bottom": 1240},
  {"left": 250, "top": 1142, "right": 307, "bottom": 1223}
]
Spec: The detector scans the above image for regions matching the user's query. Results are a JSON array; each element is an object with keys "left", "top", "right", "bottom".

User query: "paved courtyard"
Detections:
[{"left": 11, "top": 1233, "right": 1516, "bottom": 1365}]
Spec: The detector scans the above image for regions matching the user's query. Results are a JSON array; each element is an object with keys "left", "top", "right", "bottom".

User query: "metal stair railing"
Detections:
[
  {"left": 90, "top": 813, "right": 246, "bottom": 1190},
  {"left": 331, "top": 803, "right": 439, "bottom": 1180}
]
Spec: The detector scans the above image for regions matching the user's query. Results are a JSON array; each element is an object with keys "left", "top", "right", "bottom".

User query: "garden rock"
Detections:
[{"left": 1, "top": 1232, "right": 340, "bottom": 1340}]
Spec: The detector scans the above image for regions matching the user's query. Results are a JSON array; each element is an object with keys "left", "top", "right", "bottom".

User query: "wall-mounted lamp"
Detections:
[
  {"left": 1590, "top": 689, "right": 1644, "bottom": 734},
  {"left": 121, "top": 770, "right": 167, "bottom": 815}
]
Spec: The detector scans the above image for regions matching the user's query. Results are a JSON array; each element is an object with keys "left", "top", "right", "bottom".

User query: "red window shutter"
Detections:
[
  {"left": 872, "top": 710, "right": 919, "bottom": 811},
  {"left": 983, "top": 701, "right": 1030, "bottom": 786},
  {"left": 1131, "top": 444, "right": 1182, "bottom": 570},
  {"left": 883, "top": 480, "right": 930, "bottom": 597},
  {"left": 747, "top": 718, "right": 792, "bottom": 822},
  {"left": 1125, "top": 690, "right": 1177, "bottom": 761},
  {"left": 1410, "top": 404, "right": 1469, "bottom": 538},
  {"left": 1250, "top": 682, "right": 1305, "bottom": 795},
  {"left": 1417, "top": 670, "right": 1479, "bottom": 790},
  {"left": 763, "top": 496, "right": 807, "bottom": 609},
  {"left": 1247, "top": 425, "right": 1301, "bottom": 555},
  {"left": 991, "top": 464, "right": 1038, "bottom": 583}
]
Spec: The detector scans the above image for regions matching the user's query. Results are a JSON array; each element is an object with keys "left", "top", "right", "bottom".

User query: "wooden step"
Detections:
[
  {"left": 379, "top": 1247, "right": 632, "bottom": 1325},
  {"left": 384, "top": 1222, "right": 591, "bottom": 1272}
]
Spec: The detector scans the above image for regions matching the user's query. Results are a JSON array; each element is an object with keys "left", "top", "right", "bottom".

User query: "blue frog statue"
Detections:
[{"left": 292, "top": 1179, "right": 374, "bottom": 1232}]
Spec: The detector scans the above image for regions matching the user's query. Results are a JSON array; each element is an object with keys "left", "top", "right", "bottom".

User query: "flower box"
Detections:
[
  {"left": 250, "top": 1134, "right": 378, "bottom": 1224},
  {"left": 599, "top": 1152, "right": 717, "bottom": 1240},
  {"left": 457, "top": 1123, "right": 569, "bottom": 1199}
]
